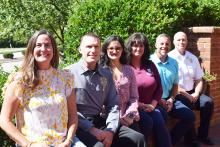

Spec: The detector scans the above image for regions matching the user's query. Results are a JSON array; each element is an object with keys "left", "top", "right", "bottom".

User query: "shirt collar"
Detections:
[
  {"left": 38, "top": 66, "right": 54, "bottom": 75},
  {"left": 151, "top": 53, "right": 170, "bottom": 64},
  {"left": 174, "top": 48, "right": 190, "bottom": 59},
  {"left": 174, "top": 48, "right": 182, "bottom": 56},
  {"left": 78, "top": 58, "right": 104, "bottom": 76}
]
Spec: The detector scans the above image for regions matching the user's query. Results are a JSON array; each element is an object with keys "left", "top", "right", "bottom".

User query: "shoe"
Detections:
[
  {"left": 198, "top": 137, "right": 214, "bottom": 145},
  {"left": 184, "top": 140, "right": 200, "bottom": 147},
  {"left": 191, "top": 140, "right": 201, "bottom": 147}
]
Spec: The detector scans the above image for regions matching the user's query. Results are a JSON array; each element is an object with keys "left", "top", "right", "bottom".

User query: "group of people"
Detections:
[{"left": 0, "top": 29, "right": 214, "bottom": 147}]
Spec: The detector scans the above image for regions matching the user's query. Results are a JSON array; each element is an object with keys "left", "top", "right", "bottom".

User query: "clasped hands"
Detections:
[
  {"left": 89, "top": 127, "right": 114, "bottom": 147},
  {"left": 159, "top": 98, "right": 174, "bottom": 112},
  {"left": 139, "top": 103, "right": 155, "bottom": 112},
  {"left": 189, "top": 92, "right": 200, "bottom": 103},
  {"left": 120, "top": 110, "right": 139, "bottom": 126},
  {"left": 180, "top": 90, "right": 199, "bottom": 103}
]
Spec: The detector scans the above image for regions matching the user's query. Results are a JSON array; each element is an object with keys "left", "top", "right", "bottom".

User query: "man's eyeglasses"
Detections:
[{"left": 107, "top": 47, "right": 122, "bottom": 52}]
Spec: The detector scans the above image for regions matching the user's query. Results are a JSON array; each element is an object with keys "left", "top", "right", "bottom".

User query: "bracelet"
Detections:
[{"left": 66, "top": 138, "right": 73, "bottom": 143}]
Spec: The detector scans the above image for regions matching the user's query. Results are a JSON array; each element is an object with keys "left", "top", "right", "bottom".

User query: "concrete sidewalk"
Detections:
[
  {"left": 201, "top": 124, "right": 220, "bottom": 147},
  {"left": 0, "top": 52, "right": 23, "bottom": 73},
  {"left": 177, "top": 123, "right": 220, "bottom": 147}
]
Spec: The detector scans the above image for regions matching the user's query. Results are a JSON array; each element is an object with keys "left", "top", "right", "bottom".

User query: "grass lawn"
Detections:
[{"left": 0, "top": 48, "right": 25, "bottom": 54}]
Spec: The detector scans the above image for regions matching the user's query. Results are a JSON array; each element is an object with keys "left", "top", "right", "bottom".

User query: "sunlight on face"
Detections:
[
  {"left": 173, "top": 32, "right": 188, "bottom": 52},
  {"left": 155, "top": 37, "right": 171, "bottom": 58},
  {"left": 107, "top": 41, "right": 123, "bottom": 62},
  {"left": 131, "top": 42, "right": 144, "bottom": 60},
  {"left": 34, "top": 34, "right": 53, "bottom": 69},
  {"left": 79, "top": 36, "right": 101, "bottom": 69}
]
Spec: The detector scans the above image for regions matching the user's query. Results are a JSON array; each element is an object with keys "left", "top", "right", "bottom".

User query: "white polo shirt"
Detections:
[{"left": 168, "top": 49, "right": 204, "bottom": 91}]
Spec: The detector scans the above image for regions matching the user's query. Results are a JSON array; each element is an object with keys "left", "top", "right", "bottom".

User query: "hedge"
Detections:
[
  {"left": 0, "top": 67, "right": 14, "bottom": 146},
  {"left": 64, "top": 0, "right": 220, "bottom": 65},
  {"left": 3, "top": 52, "right": 14, "bottom": 59}
]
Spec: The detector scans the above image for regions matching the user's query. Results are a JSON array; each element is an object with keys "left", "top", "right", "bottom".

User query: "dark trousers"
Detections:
[
  {"left": 138, "top": 108, "right": 172, "bottom": 147},
  {"left": 158, "top": 100, "right": 195, "bottom": 145},
  {"left": 176, "top": 91, "right": 214, "bottom": 141},
  {"left": 76, "top": 115, "right": 146, "bottom": 147}
]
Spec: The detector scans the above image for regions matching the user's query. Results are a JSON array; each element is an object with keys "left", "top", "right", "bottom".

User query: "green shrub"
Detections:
[
  {"left": 3, "top": 52, "right": 14, "bottom": 59},
  {"left": 64, "top": 0, "right": 220, "bottom": 64},
  {"left": 0, "top": 66, "right": 14, "bottom": 146},
  {"left": 21, "top": 50, "right": 26, "bottom": 55},
  {"left": 0, "top": 130, "right": 14, "bottom": 146},
  {"left": 0, "top": 66, "right": 9, "bottom": 108},
  {"left": 203, "top": 71, "right": 217, "bottom": 82}
]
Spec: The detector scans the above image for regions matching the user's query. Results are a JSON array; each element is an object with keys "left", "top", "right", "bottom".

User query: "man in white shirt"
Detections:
[{"left": 169, "top": 31, "right": 214, "bottom": 146}]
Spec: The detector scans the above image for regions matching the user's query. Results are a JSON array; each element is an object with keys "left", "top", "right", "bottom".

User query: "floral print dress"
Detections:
[{"left": 2, "top": 67, "right": 74, "bottom": 146}]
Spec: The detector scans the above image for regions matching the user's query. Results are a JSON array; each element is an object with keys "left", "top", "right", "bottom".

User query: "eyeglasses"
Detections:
[{"left": 107, "top": 47, "right": 122, "bottom": 52}]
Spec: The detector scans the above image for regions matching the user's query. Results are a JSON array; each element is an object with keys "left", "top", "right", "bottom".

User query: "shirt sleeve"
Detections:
[
  {"left": 2, "top": 72, "right": 24, "bottom": 104},
  {"left": 77, "top": 112, "right": 94, "bottom": 132},
  {"left": 194, "top": 58, "right": 204, "bottom": 80},
  {"left": 104, "top": 73, "right": 120, "bottom": 133}
]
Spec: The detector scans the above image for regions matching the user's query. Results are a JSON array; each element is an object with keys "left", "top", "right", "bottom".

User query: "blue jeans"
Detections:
[
  {"left": 159, "top": 100, "right": 195, "bottom": 145},
  {"left": 139, "top": 108, "right": 172, "bottom": 147},
  {"left": 71, "top": 136, "right": 86, "bottom": 147}
]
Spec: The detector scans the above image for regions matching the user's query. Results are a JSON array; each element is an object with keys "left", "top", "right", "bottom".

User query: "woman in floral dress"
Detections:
[{"left": 0, "top": 30, "right": 84, "bottom": 147}]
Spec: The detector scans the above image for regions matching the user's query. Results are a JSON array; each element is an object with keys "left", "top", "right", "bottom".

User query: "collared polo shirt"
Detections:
[
  {"left": 169, "top": 49, "right": 204, "bottom": 91},
  {"left": 151, "top": 54, "right": 179, "bottom": 99},
  {"left": 67, "top": 59, "right": 119, "bottom": 133}
]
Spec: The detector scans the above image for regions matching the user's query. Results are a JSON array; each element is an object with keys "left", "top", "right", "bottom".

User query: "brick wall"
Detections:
[{"left": 185, "top": 27, "right": 220, "bottom": 126}]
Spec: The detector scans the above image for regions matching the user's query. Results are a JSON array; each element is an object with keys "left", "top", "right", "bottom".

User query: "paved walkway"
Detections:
[
  {"left": 177, "top": 123, "right": 220, "bottom": 147},
  {"left": 200, "top": 123, "right": 220, "bottom": 147},
  {"left": 0, "top": 52, "right": 23, "bottom": 73}
]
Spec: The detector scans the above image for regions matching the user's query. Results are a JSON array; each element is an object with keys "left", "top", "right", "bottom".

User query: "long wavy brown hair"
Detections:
[{"left": 20, "top": 29, "right": 59, "bottom": 89}]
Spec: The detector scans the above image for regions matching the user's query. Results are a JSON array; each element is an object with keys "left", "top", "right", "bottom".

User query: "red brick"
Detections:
[{"left": 187, "top": 26, "right": 220, "bottom": 125}]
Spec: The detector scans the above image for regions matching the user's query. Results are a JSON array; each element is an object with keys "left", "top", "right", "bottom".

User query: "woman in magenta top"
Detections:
[
  {"left": 126, "top": 33, "right": 172, "bottom": 147},
  {"left": 101, "top": 35, "right": 139, "bottom": 127}
]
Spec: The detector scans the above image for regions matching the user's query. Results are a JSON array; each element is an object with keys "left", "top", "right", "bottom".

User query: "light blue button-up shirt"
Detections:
[{"left": 151, "top": 54, "right": 179, "bottom": 99}]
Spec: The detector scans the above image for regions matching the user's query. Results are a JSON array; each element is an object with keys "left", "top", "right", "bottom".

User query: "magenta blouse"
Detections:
[{"left": 132, "top": 61, "right": 162, "bottom": 104}]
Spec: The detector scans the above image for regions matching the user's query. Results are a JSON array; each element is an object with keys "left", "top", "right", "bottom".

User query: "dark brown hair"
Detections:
[
  {"left": 126, "top": 32, "right": 150, "bottom": 66},
  {"left": 100, "top": 35, "right": 127, "bottom": 66}
]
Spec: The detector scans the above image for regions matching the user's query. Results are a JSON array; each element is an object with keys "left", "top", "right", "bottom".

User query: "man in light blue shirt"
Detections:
[
  {"left": 151, "top": 33, "right": 195, "bottom": 146},
  {"left": 151, "top": 53, "right": 178, "bottom": 99}
]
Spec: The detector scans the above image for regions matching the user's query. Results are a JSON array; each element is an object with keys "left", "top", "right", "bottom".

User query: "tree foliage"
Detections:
[
  {"left": 64, "top": 0, "right": 220, "bottom": 64},
  {"left": 0, "top": 0, "right": 77, "bottom": 49}
]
